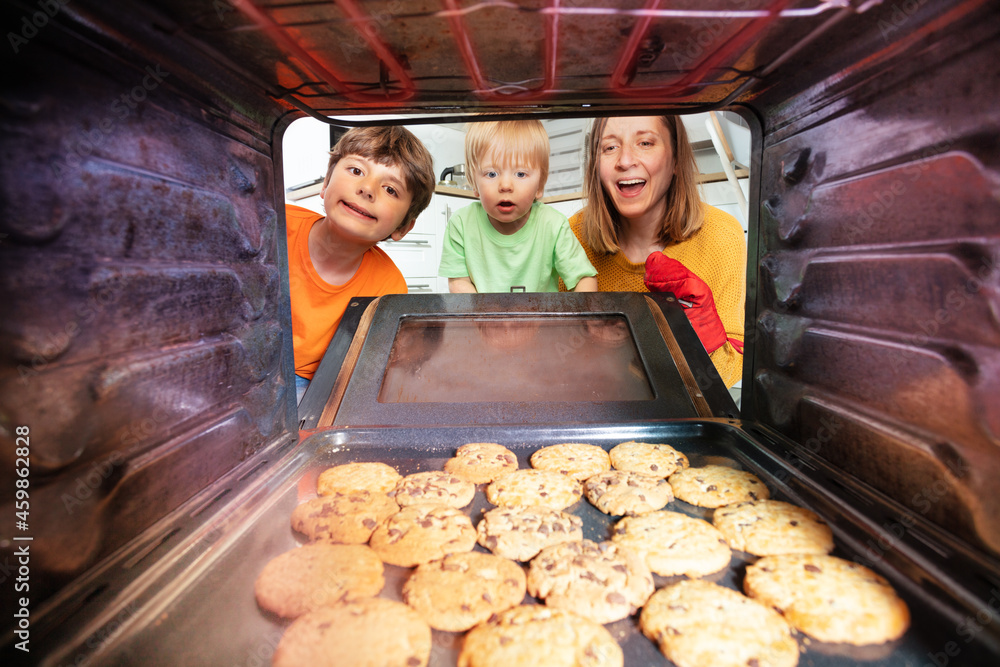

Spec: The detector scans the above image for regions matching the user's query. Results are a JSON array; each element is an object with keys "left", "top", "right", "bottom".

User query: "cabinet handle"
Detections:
[
  {"left": 384, "top": 239, "right": 430, "bottom": 246},
  {"left": 407, "top": 284, "right": 433, "bottom": 292}
]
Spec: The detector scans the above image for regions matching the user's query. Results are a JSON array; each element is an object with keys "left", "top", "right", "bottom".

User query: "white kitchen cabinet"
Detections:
[{"left": 379, "top": 191, "right": 474, "bottom": 293}]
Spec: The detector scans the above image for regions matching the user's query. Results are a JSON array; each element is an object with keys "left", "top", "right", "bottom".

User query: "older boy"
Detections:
[
  {"left": 439, "top": 120, "right": 597, "bottom": 293},
  {"left": 287, "top": 125, "right": 435, "bottom": 403}
]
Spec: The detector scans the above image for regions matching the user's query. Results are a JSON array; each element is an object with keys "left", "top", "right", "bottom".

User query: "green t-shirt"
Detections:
[{"left": 438, "top": 202, "right": 596, "bottom": 292}]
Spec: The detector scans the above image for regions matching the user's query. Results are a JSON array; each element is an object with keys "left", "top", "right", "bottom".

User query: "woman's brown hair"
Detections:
[{"left": 581, "top": 115, "right": 703, "bottom": 255}]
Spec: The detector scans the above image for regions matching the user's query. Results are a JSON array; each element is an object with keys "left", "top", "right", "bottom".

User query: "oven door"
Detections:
[{"left": 316, "top": 292, "right": 738, "bottom": 428}]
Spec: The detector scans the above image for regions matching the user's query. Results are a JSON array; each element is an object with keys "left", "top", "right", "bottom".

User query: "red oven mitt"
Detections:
[{"left": 644, "top": 252, "right": 742, "bottom": 355}]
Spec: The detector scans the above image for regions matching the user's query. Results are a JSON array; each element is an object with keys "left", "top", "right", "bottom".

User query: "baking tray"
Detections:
[{"left": 59, "top": 420, "right": 1000, "bottom": 666}]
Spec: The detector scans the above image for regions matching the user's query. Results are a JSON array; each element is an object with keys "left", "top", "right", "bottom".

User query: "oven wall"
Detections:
[
  {"left": 0, "top": 3, "right": 296, "bottom": 610},
  {"left": 743, "top": 7, "right": 1000, "bottom": 555}
]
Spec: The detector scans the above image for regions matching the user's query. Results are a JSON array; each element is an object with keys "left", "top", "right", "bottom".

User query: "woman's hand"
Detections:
[{"left": 643, "top": 252, "right": 738, "bottom": 355}]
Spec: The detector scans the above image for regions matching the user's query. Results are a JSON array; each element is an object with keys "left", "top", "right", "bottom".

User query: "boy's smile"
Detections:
[
  {"left": 473, "top": 149, "right": 544, "bottom": 235},
  {"left": 341, "top": 200, "right": 376, "bottom": 220}
]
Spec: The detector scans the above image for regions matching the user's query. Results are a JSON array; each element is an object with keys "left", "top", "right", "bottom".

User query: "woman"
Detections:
[{"left": 569, "top": 115, "right": 746, "bottom": 388}]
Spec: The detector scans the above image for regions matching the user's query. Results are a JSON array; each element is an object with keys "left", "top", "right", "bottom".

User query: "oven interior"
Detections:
[{"left": 1, "top": 0, "right": 998, "bottom": 663}]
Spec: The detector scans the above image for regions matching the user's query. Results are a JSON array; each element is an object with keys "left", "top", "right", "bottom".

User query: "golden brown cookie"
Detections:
[
  {"left": 458, "top": 605, "right": 624, "bottom": 667},
  {"left": 610, "top": 511, "right": 731, "bottom": 577},
  {"left": 712, "top": 499, "right": 834, "bottom": 556},
  {"left": 529, "top": 443, "right": 611, "bottom": 481},
  {"left": 392, "top": 470, "right": 476, "bottom": 508},
  {"left": 369, "top": 504, "right": 477, "bottom": 567},
  {"left": 290, "top": 490, "right": 399, "bottom": 544},
  {"left": 640, "top": 579, "right": 799, "bottom": 667},
  {"left": 444, "top": 442, "right": 519, "bottom": 484},
  {"left": 476, "top": 505, "right": 584, "bottom": 562},
  {"left": 402, "top": 551, "right": 527, "bottom": 631},
  {"left": 608, "top": 441, "right": 689, "bottom": 478},
  {"left": 485, "top": 469, "right": 583, "bottom": 510},
  {"left": 526, "top": 540, "right": 654, "bottom": 624},
  {"left": 316, "top": 461, "right": 402, "bottom": 496},
  {"left": 254, "top": 543, "right": 384, "bottom": 618},
  {"left": 583, "top": 470, "right": 673, "bottom": 516},
  {"left": 744, "top": 554, "right": 911, "bottom": 645},
  {"left": 273, "top": 597, "right": 431, "bottom": 667},
  {"left": 669, "top": 464, "right": 770, "bottom": 508}
]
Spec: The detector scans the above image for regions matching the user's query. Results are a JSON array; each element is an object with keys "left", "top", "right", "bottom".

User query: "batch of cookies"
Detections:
[{"left": 254, "top": 441, "right": 911, "bottom": 667}]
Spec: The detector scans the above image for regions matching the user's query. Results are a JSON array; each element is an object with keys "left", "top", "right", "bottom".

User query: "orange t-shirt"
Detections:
[{"left": 286, "top": 204, "right": 407, "bottom": 380}]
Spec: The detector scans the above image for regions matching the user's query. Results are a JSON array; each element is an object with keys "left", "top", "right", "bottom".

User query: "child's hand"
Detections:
[{"left": 448, "top": 277, "right": 478, "bottom": 293}]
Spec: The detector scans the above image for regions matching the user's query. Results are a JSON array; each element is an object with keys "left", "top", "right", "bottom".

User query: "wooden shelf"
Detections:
[
  {"left": 434, "top": 184, "right": 478, "bottom": 199},
  {"left": 537, "top": 169, "right": 748, "bottom": 205}
]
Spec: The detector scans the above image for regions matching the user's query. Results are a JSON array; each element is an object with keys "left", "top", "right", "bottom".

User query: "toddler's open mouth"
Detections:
[
  {"left": 617, "top": 178, "right": 645, "bottom": 195},
  {"left": 496, "top": 200, "right": 516, "bottom": 213}
]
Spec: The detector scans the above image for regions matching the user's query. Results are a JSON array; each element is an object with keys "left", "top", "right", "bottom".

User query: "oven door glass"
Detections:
[{"left": 378, "top": 315, "right": 653, "bottom": 403}]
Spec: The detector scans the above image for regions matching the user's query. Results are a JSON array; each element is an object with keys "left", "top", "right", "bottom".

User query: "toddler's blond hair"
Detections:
[{"left": 465, "top": 119, "right": 550, "bottom": 194}]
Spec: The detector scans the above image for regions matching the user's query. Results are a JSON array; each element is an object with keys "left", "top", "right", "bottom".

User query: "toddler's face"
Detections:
[{"left": 472, "top": 147, "right": 544, "bottom": 234}]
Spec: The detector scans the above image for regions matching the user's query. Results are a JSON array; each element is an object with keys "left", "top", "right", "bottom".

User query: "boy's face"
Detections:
[
  {"left": 472, "top": 147, "right": 544, "bottom": 234},
  {"left": 320, "top": 154, "right": 414, "bottom": 245}
]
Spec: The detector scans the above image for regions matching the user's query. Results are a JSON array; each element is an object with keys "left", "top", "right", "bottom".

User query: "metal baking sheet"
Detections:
[{"left": 79, "top": 421, "right": 999, "bottom": 666}]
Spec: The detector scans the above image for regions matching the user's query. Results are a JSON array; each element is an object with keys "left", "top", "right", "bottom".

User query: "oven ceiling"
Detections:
[{"left": 59, "top": 0, "right": 961, "bottom": 120}]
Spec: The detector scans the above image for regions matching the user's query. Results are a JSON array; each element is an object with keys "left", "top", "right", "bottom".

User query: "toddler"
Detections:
[{"left": 438, "top": 120, "right": 597, "bottom": 293}]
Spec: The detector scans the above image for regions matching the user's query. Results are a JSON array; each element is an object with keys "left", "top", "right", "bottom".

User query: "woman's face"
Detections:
[{"left": 597, "top": 116, "right": 675, "bottom": 225}]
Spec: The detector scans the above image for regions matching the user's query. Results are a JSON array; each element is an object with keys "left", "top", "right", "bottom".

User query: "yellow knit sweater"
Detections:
[{"left": 567, "top": 204, "right": 746, "bottom": 388}]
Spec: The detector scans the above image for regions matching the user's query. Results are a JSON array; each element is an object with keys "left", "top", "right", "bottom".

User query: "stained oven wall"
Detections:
[
  {"left": 744, "top": 8, "right": 1000, "bottom": 556},
  {"left": 0, "top": 3, "right": 296, "bottom": 613}
]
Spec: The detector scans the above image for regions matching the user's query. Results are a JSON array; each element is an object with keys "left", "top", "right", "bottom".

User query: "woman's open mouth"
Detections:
[{"left": 617, "top": 178, "right": 646, "bottom": 195}]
